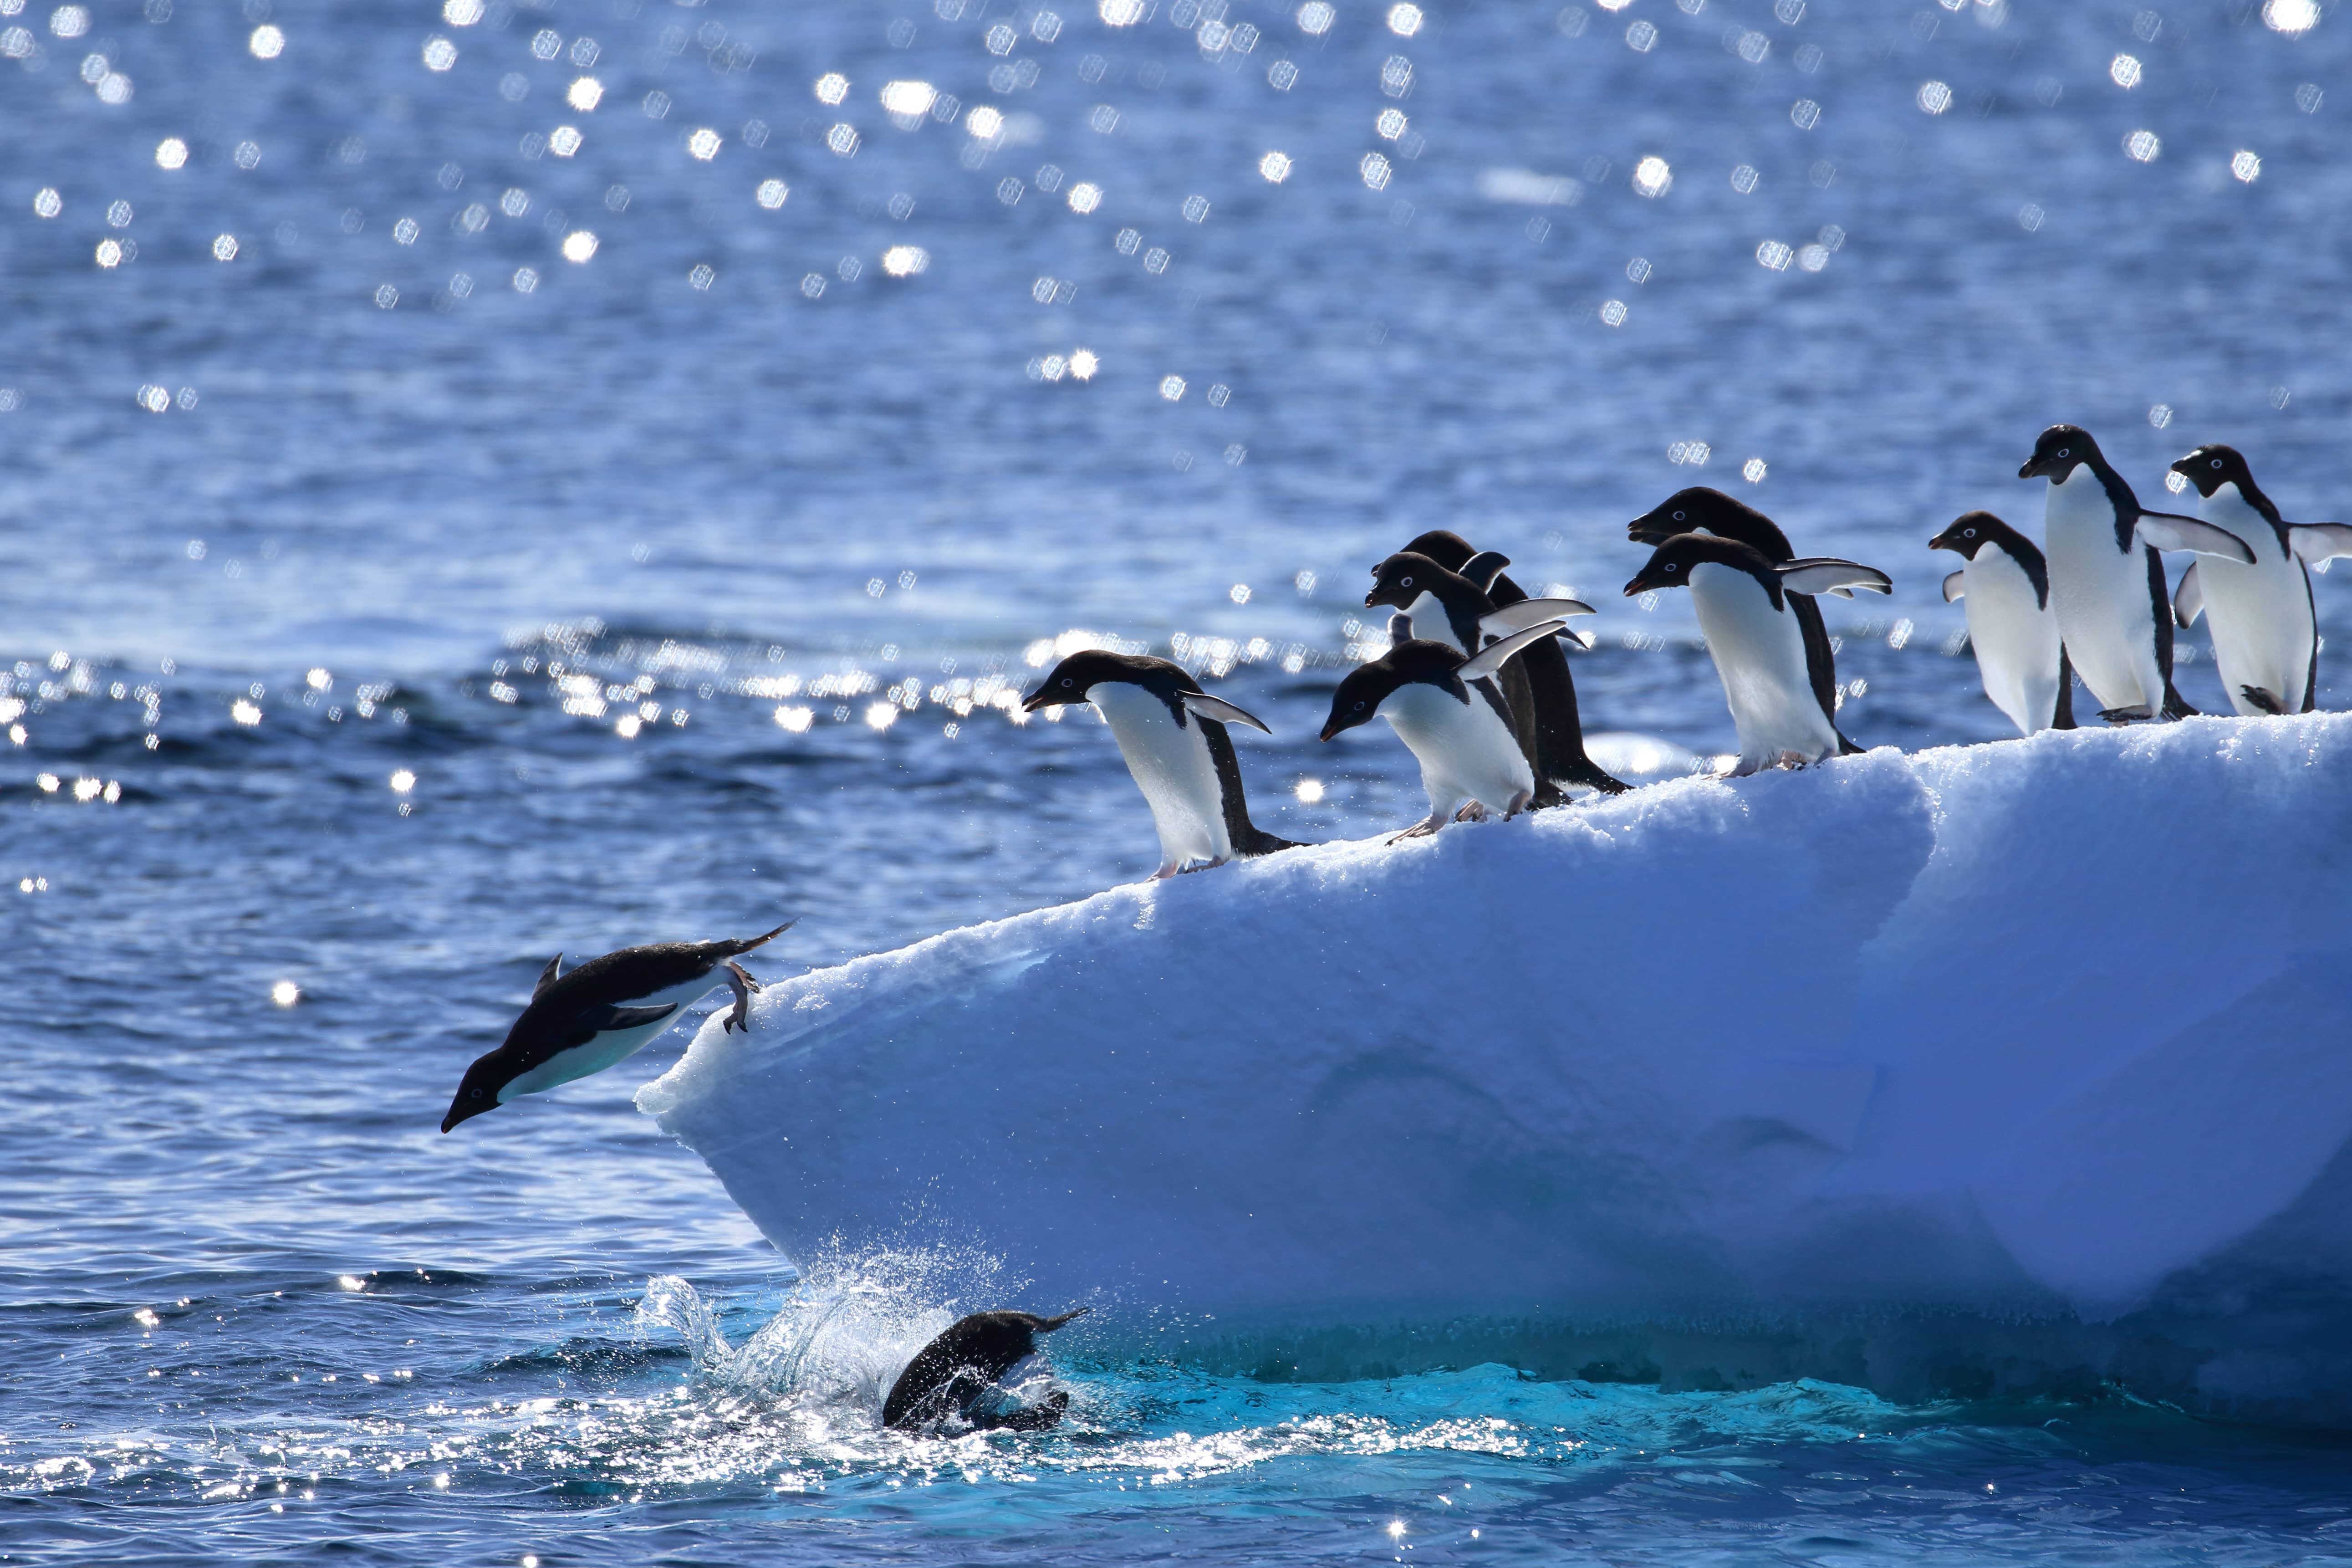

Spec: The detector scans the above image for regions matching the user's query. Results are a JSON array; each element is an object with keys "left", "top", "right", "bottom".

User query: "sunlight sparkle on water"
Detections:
[{"left": 272, "top": 981, "right": 299, "bottom": 1007}]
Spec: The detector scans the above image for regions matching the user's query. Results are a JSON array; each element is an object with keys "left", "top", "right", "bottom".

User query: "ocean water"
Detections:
[{"left": 6, "top": 0, "right": 2352, "bottom": 1560}]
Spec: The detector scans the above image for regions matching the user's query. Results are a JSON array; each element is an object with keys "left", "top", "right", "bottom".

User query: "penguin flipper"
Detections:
[
  {"left": 2173, "top": 563, "right": 2204, "bottom": 628},
  {"left": 1180, "top": 691, "right": 1273, "bottom": 735},
  {"left": 1778, "top": 558, "right": 1893, "bottom": 597},
  {"left": 1459, "top": 550, "right": 1512, "bottom": 591},
  {"left": 1942, "top": 570, "right": 1966, "bottom": 605},
  {"left": 1479, "top": 598, "right": 1595, "bottom": 641},
  {"left": 589, "top": 1002, "right": 684, "bottom": 1032},
  {"left": 1459, "top": 621, "right": 1565, "bottom": 681},
  {"left": 2289, "top": 523, "right": 2352, "bottom": 570},
  {"left": 2136, "top": 513, "right": 2255, "bottom": 564}
]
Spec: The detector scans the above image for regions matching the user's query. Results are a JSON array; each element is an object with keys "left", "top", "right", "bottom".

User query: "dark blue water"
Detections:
[{"left": 8, "top": 0, "right": 2352, "bottom": 1558}]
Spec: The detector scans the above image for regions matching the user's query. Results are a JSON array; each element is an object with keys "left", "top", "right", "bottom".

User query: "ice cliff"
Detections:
[{"left": 640, "top": 714, "right": 2352, "bottom": 1425}]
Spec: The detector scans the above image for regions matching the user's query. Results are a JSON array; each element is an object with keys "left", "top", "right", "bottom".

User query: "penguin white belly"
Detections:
[
  {"left": 1962, "top": 551, "right": 2063, "bottom": 736},
  {"left": 499, "top": 1011, "right": 684, "bottom": 1101},
  {"left": 1688, "top": 562, "right": 1839, "bottom": 772},
  {"left": 1380, "top": 682, "right": 1532, "bottom": 818},
  {"left": 2043, "top": 467, "right": 2163, "bottom": 715},
  {"left": 1089, "top": 683, "right": 1233, "bottom": 869},
  {"left": 1404, "top": 592, "right": 1467, "bottom": 654},
  {"left": 2195, "top": 485, "right": 2311, "bottom": 715}
]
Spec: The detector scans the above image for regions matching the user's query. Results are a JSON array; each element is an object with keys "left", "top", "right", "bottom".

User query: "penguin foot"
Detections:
[
  {"left": 1453, "top": 802, "right": 1491, "bottom": 823},
  {"left": 1388, "top": 815, "right": 1445, "bottom": 844},
  {"left": 2098, "top": 705, "right": 2157, "bottom": 725},
  {"left": 1149, "top": 862, "right": 1182, "bottom": 881},
  {"left": 720, "top": 960, "right": 763, "bottom": 1034},
  {"left": 2241, "top": 685, "right": 2287, "bottom": 716},
  {"left": 1174, "top": 856, "right": 1229, "bottom": 875}
]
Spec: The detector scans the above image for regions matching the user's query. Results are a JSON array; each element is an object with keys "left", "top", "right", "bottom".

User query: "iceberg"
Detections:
[{"left": 640, "top": 715, "right": 2352, "bottom": 1425}]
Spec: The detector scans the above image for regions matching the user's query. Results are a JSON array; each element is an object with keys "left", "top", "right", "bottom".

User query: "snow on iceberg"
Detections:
[{"left": 640, "top": 715, "right": 2352, "bottom": 1423}]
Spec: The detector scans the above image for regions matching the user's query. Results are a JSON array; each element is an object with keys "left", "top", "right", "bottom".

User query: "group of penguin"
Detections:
[{"left": 435, "top": 423, "right": 2348, "bottom": 1437}]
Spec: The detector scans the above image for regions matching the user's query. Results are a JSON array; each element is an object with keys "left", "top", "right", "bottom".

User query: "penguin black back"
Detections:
[{"left": 882, "top": 1308, "right": 1089, "bottom": 1433}]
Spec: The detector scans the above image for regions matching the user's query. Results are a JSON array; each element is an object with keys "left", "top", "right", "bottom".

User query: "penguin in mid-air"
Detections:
[
  {"left": 1627, "top": 487, "right": 1864, "bottom": 755},
  {"left": 441, "top": 923, "right": 793, "bottom": 1132},
  {"left": 1021, "top": 650, "right": 1296, "bottom": 879},
  {"left": 1622, "top": 535, "right": 1891, "bottom": 776},
  {"left": 1398, "top": 530, "right": 1629, "bottom": 796},
  {"left": 1363, "top": 550, "right": 1596, "bottom": 799},
  {"left": 1320, "top": 618, "right": 1568, "bottom": 839},
  {"left": 2017, "top": 424, "right": 2253, "bottom": 723},
  {"left": 1929, "top": 511, "right": 2077, "bottom": 736},
  {"left": 2165, "top": 444, "right": 2352, "bottom": 715},
  {"left": 883, "top": 1308, "right": 1089, "bottom": 1434}
]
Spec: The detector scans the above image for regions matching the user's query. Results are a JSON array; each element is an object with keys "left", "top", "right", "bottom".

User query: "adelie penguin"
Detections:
[
  {"left": 883, "top": 1308, "right": 1089, "bottom": 1434},
  {"left": 1363, "top": 550, "right": 1602, "bottom": 803},
  {"left": 2165, "top": 444, "right": 2352, "bottom": 716},
  {"left": 1320, "top": 618, "right": 1568, "bottom": 839},
  {"left": 1022, "top": 651, "right": 1296, "bottom": 879},
  {"left": 1622, "top": 535, "right": 1891, "bottom": 776},
  {"left": 1398, "top": 530, "right": 1629, "bottom": 797},
  {"left": 1627, "top": 488, "right": 1866, "bottom": 756},
  {"left": 441, "top": 924, "right": 792, "bottom": 1132},
  {"left": 2017, "top": 424, "right": 2254, "bottom": 723},
  {"left": 1929, "top": 511, "right": 2077, "bottom": 737}
]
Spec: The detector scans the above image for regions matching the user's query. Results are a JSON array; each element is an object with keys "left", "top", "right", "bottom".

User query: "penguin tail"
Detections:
[
  {"left": 721, "top": 920, "right": 797, "bottom": 956},
  {"left": 1836, "top": 730, "right": 1867, "bottom": 756},
  {"left": 1558, "top": 761, "right": 1631, "bottom": 796},
  {"left": 2051, "top": 647, "right": 2079, "bottom": 730},
  {"left": 1236, "top": 826, "right": 1303, "bottom": 856},
  {"left": 2161, "top": 685, "right": 2199, "bottom": 720},
  {"left": 1036, "top": 1307, "right": 1091, "bottom": 1333}
]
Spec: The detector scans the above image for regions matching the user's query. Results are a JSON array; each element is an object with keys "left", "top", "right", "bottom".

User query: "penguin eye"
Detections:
[
  {"left": 471, "top": 1088, "right": 483, "bottom": 1098},
  {"left": 1964, "top": 528, "right": 1976, "bottom": 538},
  {"left": 2057, "top": 447, "right": 2071, "bottom": 459},
  {"left": 1672, "top": 510, "right": 1685, "bottom": 522},
  {"left": 2211, "top": 458, "right": 2223, "bottom": 469},
  {"left": 1060, "top": 677, "right": 1073, "bottom": 687},
  {"left": 1664, "top": 562, "right": 1679, "bottom": 572},
  {"left": 1399, "top": 576, "right": 1413, "bottom": 588},
  {"left": 1352, "top": 700, "right": 1365, "bottom": 710}
]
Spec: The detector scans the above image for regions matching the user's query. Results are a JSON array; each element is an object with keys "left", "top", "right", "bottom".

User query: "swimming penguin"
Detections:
[
  {"left": 2165, "top": 444, "right": 2352, "bottom": 715},
  {"left": 1319, "top": 618, "right": 1567, "bottom": 839},
  {"left": 1929, "top": 511, "right": 2078, "bottom": 736},
  {"left": 441, "top": 923, "right": 793, "bottom": 1132},
  {"left": 883, "top": 1308, "right": 1090, "bottom": 1434},
  {"left": 1622, "top": 535, "right": 1891, "bottom": 776},
  {"left": 1399, "top": 530, "right": 1629, "bottom": 797},
  {"left": 1021, "top": 651, "right": 1296, "bottom": 879},
  {"left": 1626, "top": 487, "right": 1865, "bottom": 755},
  {"left": 1364, "top": 551, "right": 1593, "bottom": 796},
  {"left": 2017, "top": 424, "right": 2254, "bottom": 723}
]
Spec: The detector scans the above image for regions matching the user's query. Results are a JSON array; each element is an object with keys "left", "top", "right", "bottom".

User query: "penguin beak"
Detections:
[
  {"left": 441, "top": 1082, "right": 497, "bottom": 1133},
  {"left": 1019, "top": 688, "right": 1056, "bottom": 713},
  {"left": 1362, "top": 589, "right": 1380, "bottom": 608},
  {"left": 1622, "top": 572, "right": 1654, "bottom": 598},
  {"left": 2017, "top": 455, "right": 2047, "bottom": 480},
  {"left": 2165, "top": 455, "right": 2195, "bottom": 477},
  {"left": 1927, "top": 527, "right": 1955, "bottom": 552}
]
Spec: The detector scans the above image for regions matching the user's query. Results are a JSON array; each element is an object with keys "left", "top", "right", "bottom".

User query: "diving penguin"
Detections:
[
  {"left": 1929, "top": 511, "right": 2078, "bottom": 736},
  {"left": 441, "top": 923, "right": 793, "bottom": 1132},
  {"left": 2016, "top": 424, "right": 2253, "bottom": 723},
  {"left": 1626, "top": 487, "right": 1865, "bottom": 755},
  {"left": 1021, "top": 650, "right": 1297, "bottom": 879},
  {"left": 1319, "top": 618, "right": 1568, "bottom": 839},
  {"left": 2165, "top": 444, "right": 2352, "bottom": 715},
  {"left": 1622, "top": 535, "right": 1891, "bottom": 776},
  {"left": 883, "top": 1308, "right": 1090, "bottom": 1434},
  {"left": 1399, "top": 529, "right": 1629, "bottom": 796}
]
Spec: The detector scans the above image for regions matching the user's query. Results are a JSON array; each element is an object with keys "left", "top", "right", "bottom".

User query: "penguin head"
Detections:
[
  {"left": 2169, "top": 444, "right": 2251, "bottom": 500},
  {"left": 1627, "top": 486, "right": 1739, "bottom": 546},
  {"left": 441, "top": 1050, "right": 510, "bottom": 1133},
  {"left": 2019, "top": 424, "right": 2098, "bottom": 482},
  {"left": 1929, "top": 511, "right": 2008, "bottom": 559},
  {"left": 1320, "top": 659, "right": 1407, "bottom": 741},
  {"left": 1364, "top": 551, "right": 1457, "bottom": 611},
  {"left": 1398, "top": 530, "right": 1476, "bottom": 573},
  {"left": 1022, "top": 650, "right": 1143, "bottom": 713},
  {"left": 1623, "top": 532, "right": 1766, "bottom": 597}
]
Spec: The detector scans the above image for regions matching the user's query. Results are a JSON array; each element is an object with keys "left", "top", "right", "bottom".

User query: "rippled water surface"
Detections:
[{"left": 6, "top": 0, "right": 2352, "bottom": 1559}]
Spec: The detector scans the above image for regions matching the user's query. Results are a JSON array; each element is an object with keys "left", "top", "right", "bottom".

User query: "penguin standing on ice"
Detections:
[
  {"left": 1627, "top": 488, "right": 1864, "bottom": 755},
  {"left": 2165, "top": 444, "right": 2352, "bottom": 715},
  {"left": 441, "top": 923, "right": 793, "bottom": 1132},
  {"left": 1398, "top": 530, "right": 1628, "bottom": 796},
  {"left": 1363, "top": 551, "right": 1595, "bottom": 794},
  {"left": 1319, "top": 618, "right": 1567, "bottom": 839},
  {"left": 2017, "top": 424, "right": 2254, "bottom": 723},
  {"left": 1622, "top": 535, "right": 1891, "bottom": 776},
  {"left": 883, "top": 1308, "right": 1089, "bottom": 1434},
  {"left": 1929, "top": 511, "right": 2077, "bottom": 736},
  {"left": 1021, "top": 650, "right": 1296, "bottom": 879}
]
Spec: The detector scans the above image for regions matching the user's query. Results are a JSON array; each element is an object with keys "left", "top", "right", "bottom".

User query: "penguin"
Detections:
[
  {"left": 883, "top": 1308, "right": 1090, "bottom": 1434},
  {"left": 1626, "top": 487, "right": 1865, "bottom": 755},
  {"left": 1622, "top": 535, "right": 1891, "bottom": 776},
  {"left": 441, "top": 923, "right": 793, "bottom": 1132},
  {"left": 1399, "top": 530, "right": 1629, "bottom": 796},
  {"left": 1929, "top": 511, "right": 2078, "bottom": 736},
  {"left": 1319, "top": 618, "right": 1567, "bottom": 839},
  {"left": 1363, "top": 551, "right": 1594, "bottom": 799},
  {"left": 2165, "top": 444, "right": 2352, "bottom": 715},
  {"left": 1020, "top": 650, "right": 1296, "bottom": 879},
  {"left": 2016, "top": 424, "right": 2254, "bottom": 723}
]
